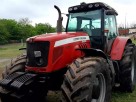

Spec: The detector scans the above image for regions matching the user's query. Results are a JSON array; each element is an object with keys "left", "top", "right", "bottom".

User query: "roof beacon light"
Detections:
[
  {"left": 95, "top": 4, "right": 100, "bottom": 7},
  {"left": 69, "top": 7, "right": 73, "bottom": 12},
  {"left": 74, "top": 7, "right": 78, "bottom": 10},
  {"left": 80, "top": 2, "right": 86, "bottom": 5},
  {"left": 88, "top": 4, "right": 93, "bottom": 8}
]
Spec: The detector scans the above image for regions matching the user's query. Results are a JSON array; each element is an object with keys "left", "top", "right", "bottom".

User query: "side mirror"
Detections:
[
  {"left": 61, "top": 13, "right": 69, "bottom": 17},
  {"left": 66, "top": 14, "right": 69, "bottom": 17},
  {"left": 104, "top": 29, "right": 109, "bottom": 33}
]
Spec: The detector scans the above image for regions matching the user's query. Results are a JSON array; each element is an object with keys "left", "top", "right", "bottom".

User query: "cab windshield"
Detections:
[{"left": 67, "top": 10, "right": 102, "bottom": 36}]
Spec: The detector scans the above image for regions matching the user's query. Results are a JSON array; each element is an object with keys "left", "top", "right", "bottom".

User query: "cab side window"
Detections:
[{"left": 105, "top": 15, "right": 118, "bottom": 39}]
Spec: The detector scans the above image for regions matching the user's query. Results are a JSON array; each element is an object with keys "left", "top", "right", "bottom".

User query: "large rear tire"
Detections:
[
  {"left": 61, "top": 57, "right": 112, "bottom": 102},
  {"left": 119, "top": 42, "right": 136, "bottom": 92}
]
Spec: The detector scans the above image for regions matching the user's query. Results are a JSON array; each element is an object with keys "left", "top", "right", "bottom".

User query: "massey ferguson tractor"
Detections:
[{"left": 0, "top": 2, "right": 136, "bottom": 102}]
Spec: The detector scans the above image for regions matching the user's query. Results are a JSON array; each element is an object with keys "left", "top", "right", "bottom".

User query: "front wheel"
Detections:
[
  {"left": 1, "top": 55, "right": 47, "bottom": 102},
  {"left": 61, "top": 57, "right": 112, "bottom": 102},
  {"left": 1, "top": 55, "right": 26, "bottom": 102}
]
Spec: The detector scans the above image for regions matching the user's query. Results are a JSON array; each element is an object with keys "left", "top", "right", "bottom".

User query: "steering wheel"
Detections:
[
  {"left": 84, "top": 24, "right": 95, "bottom": 29},
  {"left": 83, "top": 24, "right": 96, "bottom": 36}
]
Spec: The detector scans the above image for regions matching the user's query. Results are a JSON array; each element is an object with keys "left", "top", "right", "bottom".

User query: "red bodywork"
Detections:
[
  {"left": 26, "top": 32, "right": 130, "bottom": 73},
  {"left": 26, "top": 32, "right": 90, "bottom": 73},
  {"left": 110, "top": 36, "right": 130, "bottom": 60}
]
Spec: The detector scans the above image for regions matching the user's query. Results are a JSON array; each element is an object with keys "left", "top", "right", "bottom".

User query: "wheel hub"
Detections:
[
  {"left": 131, "top": 55, "right": 135, "bottom": 83},
  {"left": 92, "top": 73, "right": 106, "bottom": 102}
]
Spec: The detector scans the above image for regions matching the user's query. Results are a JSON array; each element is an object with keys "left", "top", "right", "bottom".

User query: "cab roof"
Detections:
[{"left": 68, "top": 2, "right": 118, "bottom": 15}]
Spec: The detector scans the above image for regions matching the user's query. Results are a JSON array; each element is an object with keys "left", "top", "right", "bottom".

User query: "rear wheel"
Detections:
[
  {"left": 61, "top": 57, "right": 112, "bottom": 102},
  {"left": 119, "top": 43, "right": 136, "bottom": 92}
]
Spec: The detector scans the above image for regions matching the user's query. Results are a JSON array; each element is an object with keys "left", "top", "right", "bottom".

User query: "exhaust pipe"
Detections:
[{"left": 54, "top": 5, "right": 63, "bottom": 33}]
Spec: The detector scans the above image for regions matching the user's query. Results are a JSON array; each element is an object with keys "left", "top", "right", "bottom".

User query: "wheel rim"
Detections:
[
  {"left": 91, "top": 73, "right": 106, "bottom": 102},
  {"left": 131, "top": 55, "right": 135, "bottom": 83}
]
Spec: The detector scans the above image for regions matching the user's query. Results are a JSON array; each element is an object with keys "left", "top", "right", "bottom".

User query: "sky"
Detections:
[{"left": 0, "top": 0, "right": 136, "bottom": 28}]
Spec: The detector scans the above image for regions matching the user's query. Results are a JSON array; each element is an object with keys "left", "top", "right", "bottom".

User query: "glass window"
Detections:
[
  {"left": 67, "top": 17, "right": 77, "bottom": 31},
  {"left": 81, "top": 20, "right": 90, "bottom": 28},
  {"left": 92, "top": 19, "right": 101, "bottom": 28},
  {"left": 67, "top": 10, "right": 101, "bottom": 36},
  {"left": 104, "top": 15, "right": 117, "bottom": 39}
]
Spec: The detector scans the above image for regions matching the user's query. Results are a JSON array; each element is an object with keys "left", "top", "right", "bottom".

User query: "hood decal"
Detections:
[{"left": 54, "top": 36, "right": 90, "bottom": 47}]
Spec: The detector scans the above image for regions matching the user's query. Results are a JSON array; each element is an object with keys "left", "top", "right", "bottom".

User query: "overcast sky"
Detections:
[{"left": 0, "top": 0, "right": 136, "bottom": 27}]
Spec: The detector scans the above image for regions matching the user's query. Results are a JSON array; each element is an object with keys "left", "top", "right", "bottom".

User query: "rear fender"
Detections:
[{"left": 110, "top": 36, "right": 132, "bottom": 60}]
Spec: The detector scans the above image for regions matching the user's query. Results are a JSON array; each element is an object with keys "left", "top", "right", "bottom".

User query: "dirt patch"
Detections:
[
  {"left": 0, "top": 58, "right": 10, "bottom": 69},
  {"left": 0, "top": 58, "right": 11, "bottom": 78},
  {"left": 0, "top": 58, "right": 10, "bottom": 63},
  {"left": 47, "top": 91, "right": 61, "bottom": 102}
]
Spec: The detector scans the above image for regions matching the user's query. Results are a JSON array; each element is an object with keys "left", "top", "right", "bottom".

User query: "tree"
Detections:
[
  {"left": 0, "top": 23, "right": 9, "bottom": 44},
  {"left": 18, "top": 18, "right": 31, "bottom": 25},
  {"left": 3, "top": 19, "right": 19, "bottom": 40},
  {"left": 0, "top": 18, "right": 57, "bottom": 45},
  {"left": 35, "top": 23, "right": 56, "bottom": 34},
  {"left": 130, "top": 23, "right": 136, "bottom": 28},
  {"left": 17, "top": 18, "right": 36, "bottom": 41}
]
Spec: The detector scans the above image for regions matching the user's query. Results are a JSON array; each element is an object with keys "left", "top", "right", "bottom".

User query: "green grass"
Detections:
[
  {"left": 132, "top": 38, "right": 136, "bottom": 44},
  {"left": 0, "top": 43, "right": 25, "bottom": 71},
  {"left": 112, "top": 90, "right": 136, "bottom": 102},
  {"left": 0, "top": 43, "right": 25, "bottom": 58}
]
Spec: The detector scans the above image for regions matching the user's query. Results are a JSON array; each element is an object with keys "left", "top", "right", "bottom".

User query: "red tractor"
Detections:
[{"left": 0, "top": 2, "right": 136, "bottom": 102}]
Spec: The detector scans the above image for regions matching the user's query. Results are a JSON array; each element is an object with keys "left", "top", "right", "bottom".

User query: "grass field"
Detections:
[
  {"left": 0, "top": 43, "right": 24, "bottom": 58},
  {"left": 0, "top": 41, "right": 136, "bottom": 102},
  {"left": 0, "top": 43, "right": 25, "bottom": 71}
]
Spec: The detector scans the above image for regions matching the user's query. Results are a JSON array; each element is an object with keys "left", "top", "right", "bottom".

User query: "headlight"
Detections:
[{"left": 36, "top": 57, "right": 44, "bottom": 66}]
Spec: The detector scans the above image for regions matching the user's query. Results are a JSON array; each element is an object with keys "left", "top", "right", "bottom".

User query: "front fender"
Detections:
[
  {"left": 78, "top": 48, "right": 107, "bottom": 59},
  {"left": 110, "top": 36, "right": 132, "bottom": 60}
]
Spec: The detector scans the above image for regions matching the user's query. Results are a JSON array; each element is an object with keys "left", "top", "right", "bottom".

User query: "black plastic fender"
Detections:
[{"left": 78, "top": 48, "right": 107, "bottom": 59}]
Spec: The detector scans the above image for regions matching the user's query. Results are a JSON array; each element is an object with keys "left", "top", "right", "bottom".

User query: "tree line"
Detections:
[{"left": 0, "top": 18, "right": 56, "bottom": 44}]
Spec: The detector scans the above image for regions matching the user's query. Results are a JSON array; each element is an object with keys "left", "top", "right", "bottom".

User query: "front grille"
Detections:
[{"left": 27, "top": 41, "right": 50, "bottom": 67}]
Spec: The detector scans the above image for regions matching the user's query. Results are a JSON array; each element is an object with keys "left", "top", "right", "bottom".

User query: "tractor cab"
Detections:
[{"left": 66, "top": 2, "right": 118, "bottom": 50}]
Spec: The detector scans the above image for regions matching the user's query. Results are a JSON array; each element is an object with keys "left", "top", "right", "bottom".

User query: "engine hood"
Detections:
[{"left": 26, "top": 32, "right": 89, "bottom": 42}]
